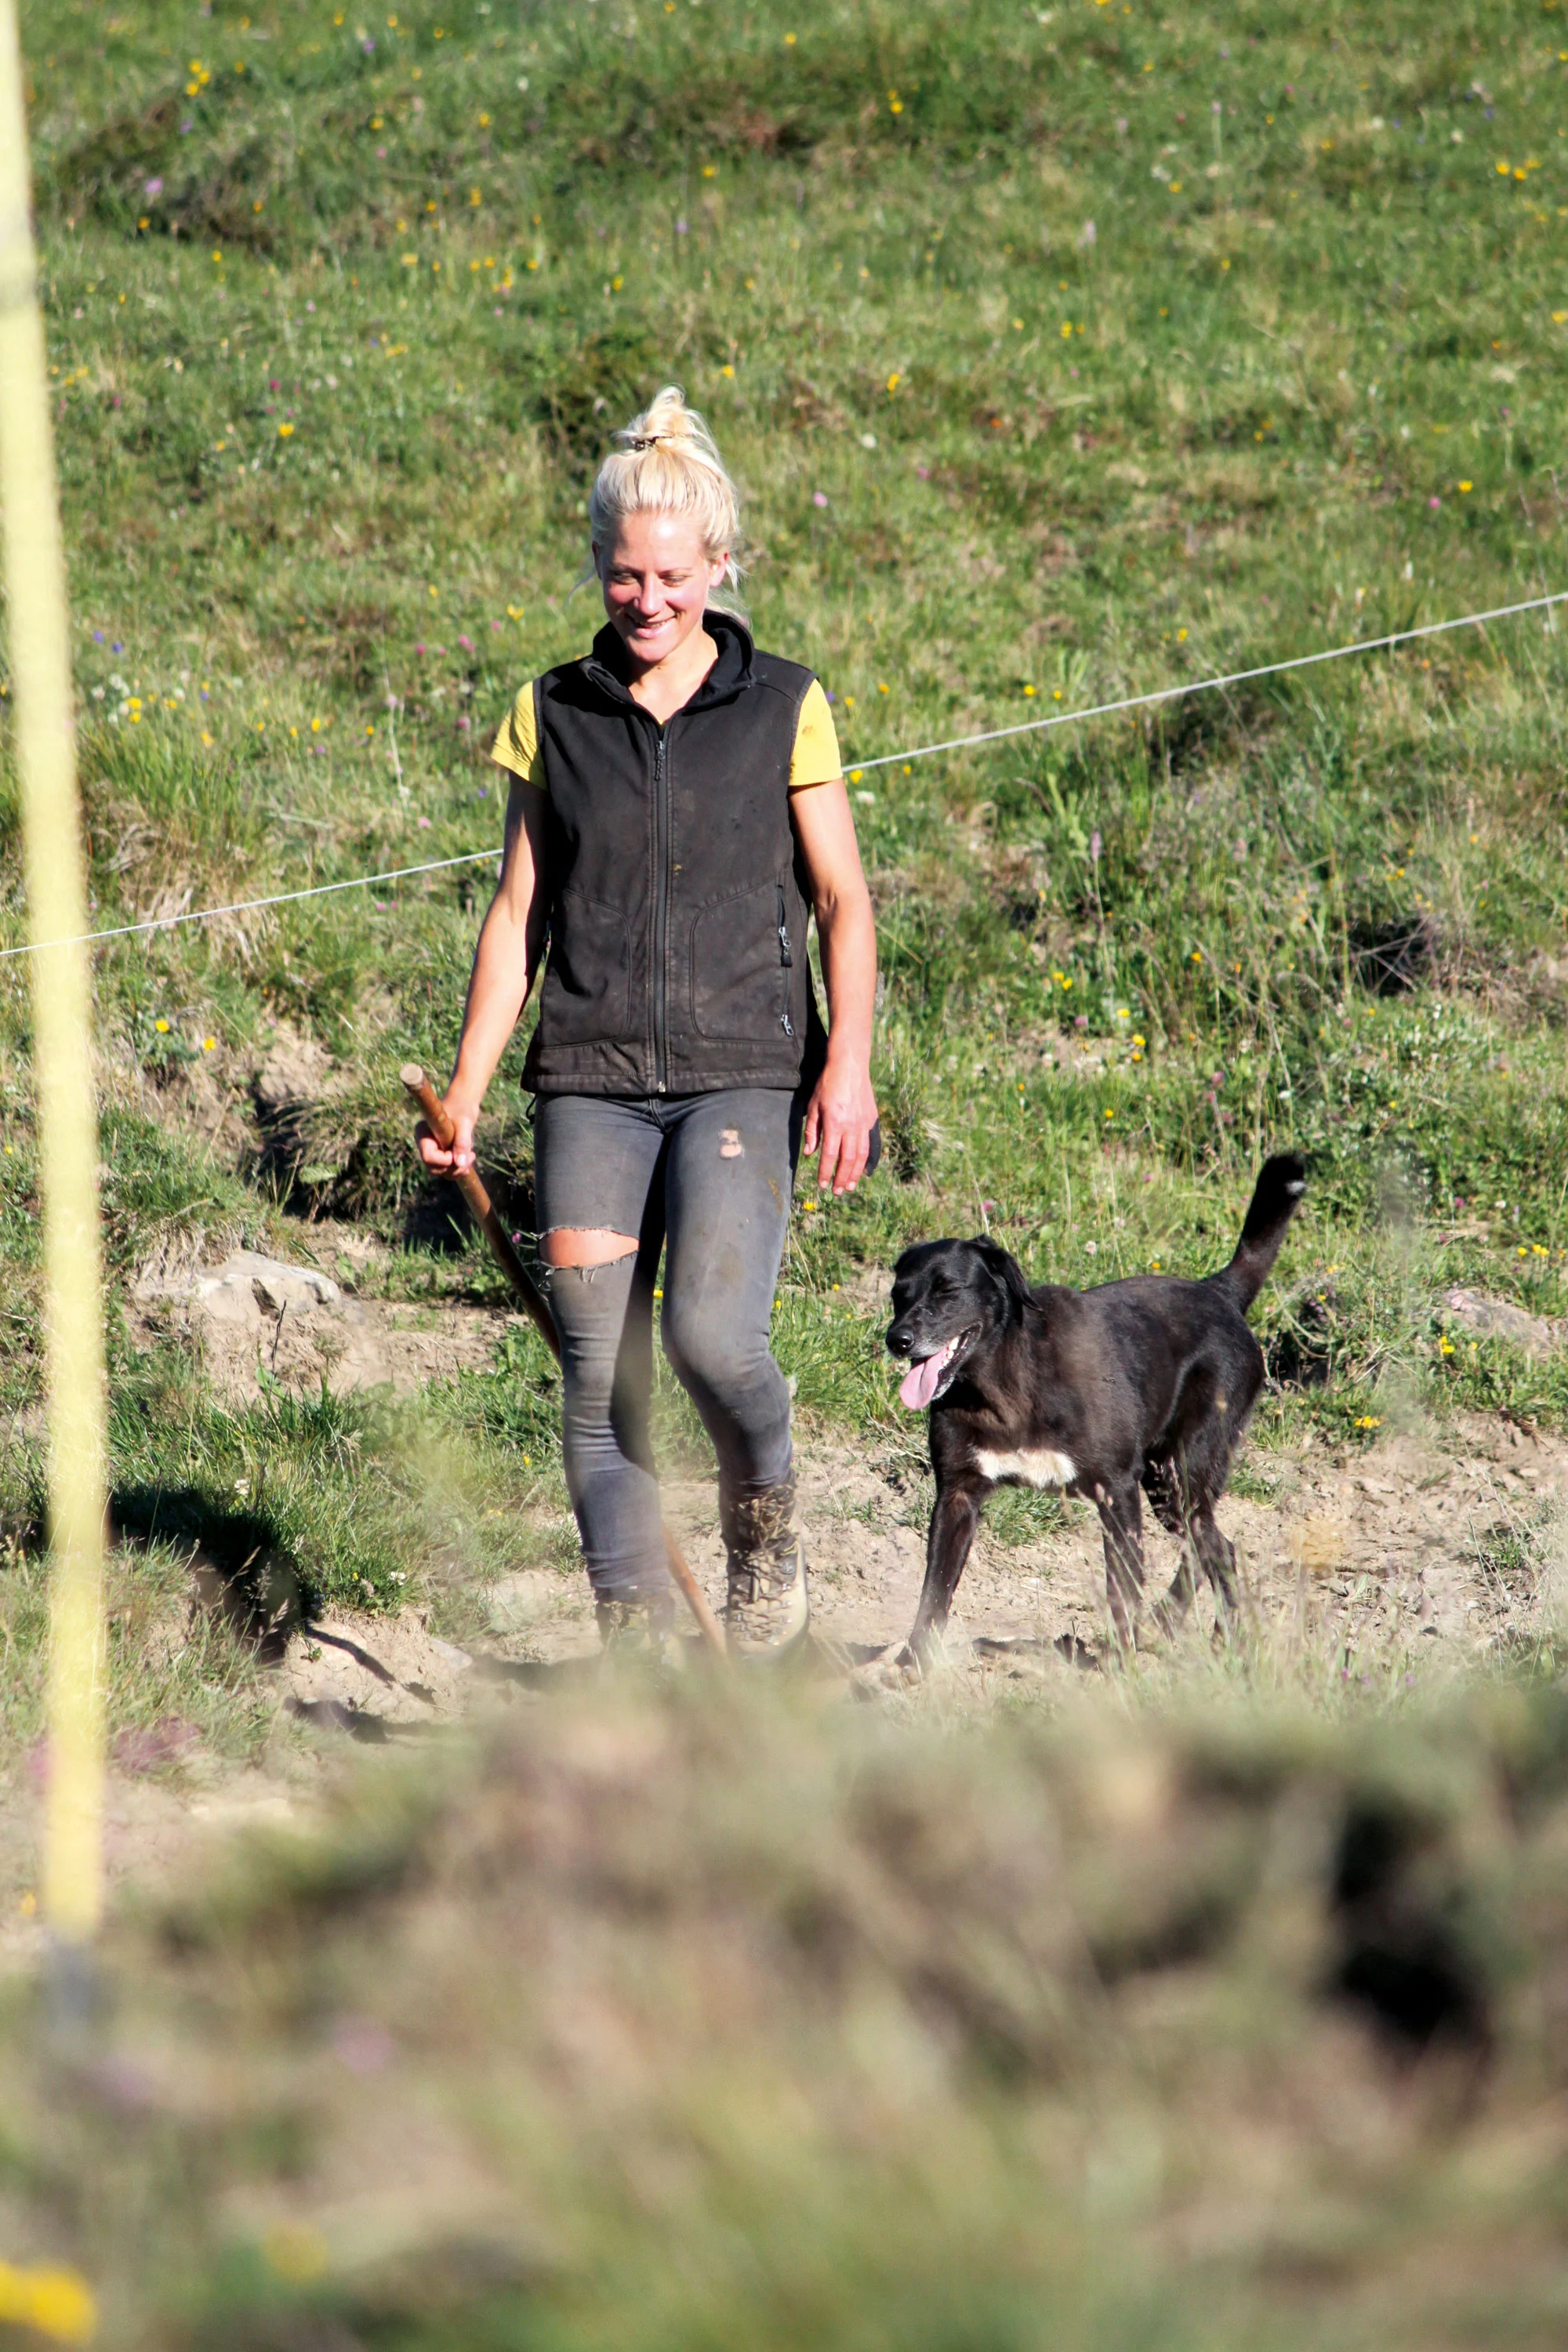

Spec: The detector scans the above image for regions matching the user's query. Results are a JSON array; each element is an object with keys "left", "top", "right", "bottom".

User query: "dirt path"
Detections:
[
  {"left": 441, "top": 1408, "right": 1564, "bottom": 1682},
  {"left": 5, "top": 1405, "right": 1559, "bottom": 1974},
  {"left": 684, "top": 1412, "right": 1560, "bottom": 1670},
  {"left": 118, "top": 1235, "right": 1567, "bottom": 1671}
]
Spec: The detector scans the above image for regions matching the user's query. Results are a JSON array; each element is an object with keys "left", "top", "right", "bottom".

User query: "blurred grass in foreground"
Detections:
[{"left": 7, "top": 1671, "right": 1568, "bottom": 2349}]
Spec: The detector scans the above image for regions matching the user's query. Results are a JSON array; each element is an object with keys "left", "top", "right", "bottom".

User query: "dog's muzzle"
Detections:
[{"left": 892, "top": 1323, "right": 978, "bottom": 1411}]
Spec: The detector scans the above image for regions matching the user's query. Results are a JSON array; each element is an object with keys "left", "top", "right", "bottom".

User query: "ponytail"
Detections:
[{"left": 588, "top": 387, "right": 745, "bottom": 599}]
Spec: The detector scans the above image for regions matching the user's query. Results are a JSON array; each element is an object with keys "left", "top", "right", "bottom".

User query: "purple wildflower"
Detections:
[{"left": 331, "top": 2015, "right": 394, "bottom": 2075}]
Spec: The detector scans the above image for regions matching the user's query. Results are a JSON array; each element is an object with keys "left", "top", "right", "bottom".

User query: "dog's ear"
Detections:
[{"left": 968, "top": 1236, "right": 1030, "bottom": 1316}]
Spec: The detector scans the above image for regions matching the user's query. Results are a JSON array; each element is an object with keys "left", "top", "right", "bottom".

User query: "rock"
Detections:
[
  {"left": 130, "top": 1243, "right": 516, "bottom": 1403},
  {"left": 196, "top": 1250, "right": 341, "bottom": 1316},
  {"left": 137, "top": 1249, "right": 339, "bottom": 1316},
  {"left": 427, "top": 1634, "right": 475, "bottom": 1671},
  {"left": 1444, "top": 1287, "right": 1563, "bottom": 1359}
]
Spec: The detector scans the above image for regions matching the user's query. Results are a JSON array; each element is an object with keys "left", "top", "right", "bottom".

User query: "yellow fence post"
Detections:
[{"left": 0, "top": 0, "right": 108, "bottom": 1949}]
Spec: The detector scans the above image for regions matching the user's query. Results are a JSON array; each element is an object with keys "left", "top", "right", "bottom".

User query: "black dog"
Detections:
[{"left": 885, "top": 1155, "right": 1305, "bottom": 1664}]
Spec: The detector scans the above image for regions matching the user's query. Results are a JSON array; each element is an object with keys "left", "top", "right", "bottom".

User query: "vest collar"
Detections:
[{"left": 582, "top": 608, "right": 755, "bottom": 713}]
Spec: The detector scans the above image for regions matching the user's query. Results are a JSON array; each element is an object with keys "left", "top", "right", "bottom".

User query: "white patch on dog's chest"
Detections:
[{"left": 974, "top": 1446, "right": 1077, "bottom": 1489}]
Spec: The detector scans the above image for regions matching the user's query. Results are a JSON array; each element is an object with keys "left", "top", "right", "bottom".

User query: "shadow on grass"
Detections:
[
  {"left": 284, "top": 1696, "right": 437, "bottom": 1741},
  {"left": 111, "top": 1483, "right": 310, "bottom": 1660}
]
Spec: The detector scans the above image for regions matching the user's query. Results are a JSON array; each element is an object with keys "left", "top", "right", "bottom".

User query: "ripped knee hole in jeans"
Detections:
[{"left": 539, "top": 1228, "right": 640, "bottom": 1280}]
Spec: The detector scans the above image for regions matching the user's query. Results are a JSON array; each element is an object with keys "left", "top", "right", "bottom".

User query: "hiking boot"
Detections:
[
  {"left": 722, "top": 1472, "right": 810, "bottom": 1661},
  {"left": 595, "top": 1584, "right": 684, "bottom": 1670}
]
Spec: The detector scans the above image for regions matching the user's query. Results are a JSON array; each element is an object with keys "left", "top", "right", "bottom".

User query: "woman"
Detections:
[{"left": 419, "top": 388, "right": 878, "bottom": 1661}]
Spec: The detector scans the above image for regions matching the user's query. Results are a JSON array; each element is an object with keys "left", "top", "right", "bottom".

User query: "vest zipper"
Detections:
[
  {"left": 776, "top": 883, "right": 795, "bottom": 1040},
  {"left": 652, "top": 723, "right": 670, "bottom": 1091}
]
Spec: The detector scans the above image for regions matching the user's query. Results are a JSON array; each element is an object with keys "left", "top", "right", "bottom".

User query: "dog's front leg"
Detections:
[
  {"left": 1094, "top": 1479, "right": 1146, "bottom": 1648},
  {"left": 906, "top": 1482, "right": 985, "bottom": 1671}
]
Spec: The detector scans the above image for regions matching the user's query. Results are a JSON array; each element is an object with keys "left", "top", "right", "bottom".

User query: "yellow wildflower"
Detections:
[
  {"left": 261, "top": 2225, "right": 329, "bottom": 2285},
  {"left": 0, "top": 2262, "right": 97, "bottom": 2345}
]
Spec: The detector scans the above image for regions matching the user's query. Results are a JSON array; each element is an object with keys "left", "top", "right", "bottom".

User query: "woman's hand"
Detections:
[
  {"left": 804, "top": 1055, "right": 879, "bottom": 1195},
  {"left": 416, "top": 1098, "right": 478, "bottom": 1175}
]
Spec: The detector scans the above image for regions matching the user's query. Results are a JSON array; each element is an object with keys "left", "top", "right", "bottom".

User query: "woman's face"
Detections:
[{"left": 598, "top": 512, "right": 728, "bottom": 669}]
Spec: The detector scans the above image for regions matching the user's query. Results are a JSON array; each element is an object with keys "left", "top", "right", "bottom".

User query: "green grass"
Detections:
[{"left": 3, "top": 0, "right": 1568, "bottom": 1620}]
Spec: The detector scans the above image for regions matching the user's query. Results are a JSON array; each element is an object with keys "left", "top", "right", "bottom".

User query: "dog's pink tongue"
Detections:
[{"left": 899, "top": 1352, "right": 945, "bottom": 1410}]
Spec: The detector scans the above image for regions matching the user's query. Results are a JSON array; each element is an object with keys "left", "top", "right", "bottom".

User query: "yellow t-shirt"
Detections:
[{"left": 492, "top": 673, "right": 843, "bottom": 793}]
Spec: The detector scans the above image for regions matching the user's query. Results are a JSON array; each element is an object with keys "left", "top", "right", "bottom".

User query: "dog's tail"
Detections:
[{"left": 1217, "top": 1153, "right": 1307, "bottom": 1312}]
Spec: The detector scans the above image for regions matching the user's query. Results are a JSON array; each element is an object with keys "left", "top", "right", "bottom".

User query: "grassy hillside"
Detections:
[{"left": 2, "top": 0, "right": 1568, "bottom": 1618}]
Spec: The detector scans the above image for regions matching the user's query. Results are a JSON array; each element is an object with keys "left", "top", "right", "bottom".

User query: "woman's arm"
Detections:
[
  {"left": 789, "top": 779, "right": 879, "bottom": 1195},
  {"left": 417, "top": 775, "right": 550, "bottom": 1173}
]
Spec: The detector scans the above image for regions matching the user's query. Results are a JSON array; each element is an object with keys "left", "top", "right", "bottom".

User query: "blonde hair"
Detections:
[{"left": 589, "top": 387, "right": 744, "bottom": 597}]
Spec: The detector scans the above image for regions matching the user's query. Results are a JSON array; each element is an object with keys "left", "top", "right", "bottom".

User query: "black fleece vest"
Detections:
[{"left": 523, "top": 615, "right": 823, "bottom": 1097}]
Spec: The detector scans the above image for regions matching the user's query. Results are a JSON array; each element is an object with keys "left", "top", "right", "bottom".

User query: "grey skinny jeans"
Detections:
[{"left": 534, "top": 1088, "right": 799, "bottom": 1602}]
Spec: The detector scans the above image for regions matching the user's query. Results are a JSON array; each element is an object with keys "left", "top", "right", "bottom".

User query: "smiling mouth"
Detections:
[{"left": 897, "top": 1323, "right": 979, "bottom": 1411}]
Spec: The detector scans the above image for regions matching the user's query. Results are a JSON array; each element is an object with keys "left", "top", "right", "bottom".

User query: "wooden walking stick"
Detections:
[{"left": 400, "top": 1065, "right": 728, "bottom": 1658}]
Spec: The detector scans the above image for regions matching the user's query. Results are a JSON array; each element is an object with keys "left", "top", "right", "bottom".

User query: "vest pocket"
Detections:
[
  {"left": 539, "top": 888, "right": 632, "bottom": 1044},
  {"left": 776, "top": 883, "right": 795, "bottom": 1040},
  {"left": 689, "top": 877, "right": 792, "bottom": 1042}
]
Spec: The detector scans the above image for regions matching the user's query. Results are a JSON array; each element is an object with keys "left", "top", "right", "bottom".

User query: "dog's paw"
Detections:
[{"left": 1054, "top": 1632, "right": 1100, "bottom": 1671}]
